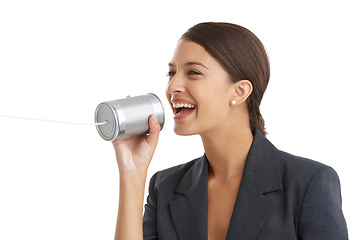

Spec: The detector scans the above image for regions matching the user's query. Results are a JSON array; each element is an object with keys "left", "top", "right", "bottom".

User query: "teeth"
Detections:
[{"left": 173, "top": 103, "right": 195, "bottom": 108}]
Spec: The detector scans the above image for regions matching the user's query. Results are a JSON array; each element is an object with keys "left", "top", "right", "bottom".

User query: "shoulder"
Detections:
[
  {"left": 276, "top": 150, "right": 344, "bottom": 220},
  {"left": 278, "top": 152, "right": 349, "bottom": 238},
  {"left": 245, "top": 129, "right": 341, "bottom": 194},
  {"left": 148, "top": 156, "right": 203, "bottom": 195},
  {"left": 277, "top": 150, "right": 340, "bottom": 186},
  {"left": 270, "top": 150, "right": 347, "bottom": 237}
]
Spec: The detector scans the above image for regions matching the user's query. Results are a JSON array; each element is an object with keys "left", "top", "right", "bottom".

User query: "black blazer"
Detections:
[{"left": 143, "top": 130, "right": 348, "bottom": 239}]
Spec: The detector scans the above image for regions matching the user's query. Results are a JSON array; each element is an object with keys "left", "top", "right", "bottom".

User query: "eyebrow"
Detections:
[{"left": 168, "top": 61, "right": 209, "bottom": 70}]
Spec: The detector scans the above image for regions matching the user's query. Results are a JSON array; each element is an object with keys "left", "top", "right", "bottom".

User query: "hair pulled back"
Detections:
[{"left": 181, "top": 22, "right": 270, "bottom": 136}]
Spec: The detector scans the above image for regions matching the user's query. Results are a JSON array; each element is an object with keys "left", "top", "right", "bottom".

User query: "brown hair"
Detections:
[{"left": 181, "top": 22, "right": 270, "bottom": 136}]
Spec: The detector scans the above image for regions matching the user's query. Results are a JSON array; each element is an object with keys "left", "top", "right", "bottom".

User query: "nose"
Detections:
[{"left": 166, "top": 73, "right": 184, "bottom": 96}]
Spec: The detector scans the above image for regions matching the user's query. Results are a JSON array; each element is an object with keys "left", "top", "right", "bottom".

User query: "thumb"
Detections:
[{"left": 146, "top": 114, "right": 161, "bottom": 149}]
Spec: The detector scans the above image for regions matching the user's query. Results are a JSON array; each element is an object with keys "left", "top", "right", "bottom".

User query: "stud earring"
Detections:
[{"left": 231, "top": 100, "right": 236, "bottom": 105}]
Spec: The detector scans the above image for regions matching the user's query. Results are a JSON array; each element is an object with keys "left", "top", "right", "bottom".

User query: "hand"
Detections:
[{"left": 112, "top": 114, "right": 161, "bottom": 175}]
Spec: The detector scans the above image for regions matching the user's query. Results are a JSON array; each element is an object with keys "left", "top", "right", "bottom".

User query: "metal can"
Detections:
[{"left": 94, "top": 93, "right": 165, "bottom": 141}]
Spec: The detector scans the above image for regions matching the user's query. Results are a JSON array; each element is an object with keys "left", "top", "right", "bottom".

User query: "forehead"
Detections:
[{"left": 170, "top": 40, "right": 214, "bottom": 67}]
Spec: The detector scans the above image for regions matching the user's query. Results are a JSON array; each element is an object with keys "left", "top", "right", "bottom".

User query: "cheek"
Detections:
[
  {"left": 197, "top": 89, "right": 231, "bottom": 121},
  {"left": 165, "top": 91, "right": 172, "bottom": 107},
  {"left": 165, "top": 91, "right": 171, "bottom": 103},
  {"left": 200, "top": 101, "right": 228, "bottom": 121},
  {"left": 197, "top": 95, "right": 229, "bottom": 121}
]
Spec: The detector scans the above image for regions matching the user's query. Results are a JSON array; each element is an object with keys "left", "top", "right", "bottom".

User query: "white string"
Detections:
[{"left": 0, "top": 115, "right": 108, "bottom": 126}]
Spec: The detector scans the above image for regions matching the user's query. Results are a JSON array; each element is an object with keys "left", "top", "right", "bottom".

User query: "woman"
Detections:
[{"left": 112, "top": 22, "right": 348, "bottom": 240}]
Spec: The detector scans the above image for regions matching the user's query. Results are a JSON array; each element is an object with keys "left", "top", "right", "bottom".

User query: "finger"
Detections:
[
  {"left": 112, "top": 138, "right": 123, "bottom": 147},
  {"left": 146, "top": 114, "right": 161, "bottom": 148}
]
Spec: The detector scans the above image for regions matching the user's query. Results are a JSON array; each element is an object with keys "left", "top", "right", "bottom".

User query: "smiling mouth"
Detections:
[{"left": 173, "top": 103, "right": 196, "bottom": 117}]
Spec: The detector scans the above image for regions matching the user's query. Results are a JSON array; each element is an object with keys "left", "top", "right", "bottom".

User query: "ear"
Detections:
[{"left": 230, "top": 80, "right": 253, "bottom": 105}]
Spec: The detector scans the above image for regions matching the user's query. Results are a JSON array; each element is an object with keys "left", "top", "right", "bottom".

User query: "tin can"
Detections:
[{"left": 94, "top": 93, "right": 165, "bottom": 141}]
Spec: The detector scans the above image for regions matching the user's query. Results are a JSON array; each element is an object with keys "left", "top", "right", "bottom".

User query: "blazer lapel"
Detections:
[
  {"left": 226, "top": 129, "right": 283, "bottom": 240},
  {"left": 225, "top": 175, "right": 276, "bottom": 239},
  {"left": 169, "top": 130, "right": 283, "bottom": 240},
  {"left": 169, "top": 156, "right": 208, "bottom": 240}
]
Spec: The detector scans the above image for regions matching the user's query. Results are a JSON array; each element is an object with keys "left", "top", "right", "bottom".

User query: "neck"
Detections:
[{"left": 200, "top": 126, "right": 253, "bottom": 181}]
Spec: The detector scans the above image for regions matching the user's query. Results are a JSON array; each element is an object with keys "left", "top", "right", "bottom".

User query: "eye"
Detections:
[
  {"left": 167, "top": 71, "right": 176, "bottom": 77},
  {"left": 188, "top": 70, "right": 201, "bottom": 76}
]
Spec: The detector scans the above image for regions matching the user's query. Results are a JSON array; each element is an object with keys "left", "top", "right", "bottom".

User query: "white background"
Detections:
[{"left": 0, "top": 0, "right": 359, "bottom": 239}]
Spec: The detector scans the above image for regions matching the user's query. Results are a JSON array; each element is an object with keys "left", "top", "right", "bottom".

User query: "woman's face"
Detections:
[{"left": 166, "top": 39, "right": 236, "bottom": 136}]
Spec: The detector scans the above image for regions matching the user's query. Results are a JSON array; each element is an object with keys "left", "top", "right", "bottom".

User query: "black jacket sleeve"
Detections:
[
  {"left": 298, "top": 165, "right": 348, "bottom": 240},
  {"left": 143, "top": 172, "right": 159, "bottom": 240}
]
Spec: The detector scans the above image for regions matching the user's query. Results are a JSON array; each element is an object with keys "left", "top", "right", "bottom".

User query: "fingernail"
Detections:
[{"left": 152, "top": 114, "right": 158, "bottom": 123}]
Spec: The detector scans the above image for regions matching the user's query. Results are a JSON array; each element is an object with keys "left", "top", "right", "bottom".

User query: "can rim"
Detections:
[
  {"left": 95, "top": 102, "right": 119, "bottom": 141},
  {"left": 147, "top": 93, "right": 165, "bottom": 130}
]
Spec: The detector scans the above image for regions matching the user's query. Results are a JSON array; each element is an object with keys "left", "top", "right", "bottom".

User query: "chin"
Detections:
[{"left": 173, "top": 126, "right": 197, "bottom": 136}]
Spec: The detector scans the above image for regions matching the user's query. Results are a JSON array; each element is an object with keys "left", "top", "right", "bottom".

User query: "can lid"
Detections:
[{"left": 95, "top": 103, "right": 119, "bottom": 141}]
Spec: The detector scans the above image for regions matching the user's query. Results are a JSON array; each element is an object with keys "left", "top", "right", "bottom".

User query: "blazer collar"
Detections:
[
  {"left": 169, "top": 129, "right": 282, "bottom": 240},
  {"left": 242, "top": 128, "right": 282, "bottom": 194},
  {"left": 169, "top": 155, "right": 209, "bottom": 240},
  {"left": 172, "top": 129, "right": 282, "bottom": 195}
]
